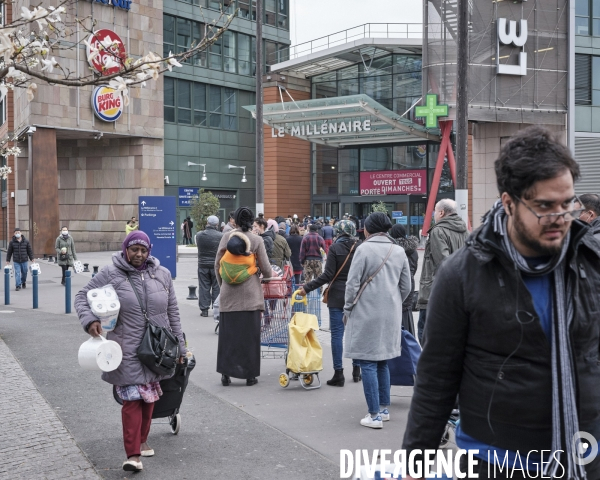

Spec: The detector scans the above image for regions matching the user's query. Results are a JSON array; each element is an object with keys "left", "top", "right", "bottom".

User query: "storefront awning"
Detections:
[{"left": 244, "top": 94, "right": 441, "bottom": 147}]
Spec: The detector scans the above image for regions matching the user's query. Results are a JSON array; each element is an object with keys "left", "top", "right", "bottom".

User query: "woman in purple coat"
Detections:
[{"left": 75, "top": 231, "right": 187, "bottom": 473}]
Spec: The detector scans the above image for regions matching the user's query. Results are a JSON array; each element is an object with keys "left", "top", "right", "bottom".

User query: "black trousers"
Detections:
[
  {"left": 198, "top": 267, "right": 219, "bottom": 311},
  {"left": 61, "top": 265, "right": 70, "bottom": 283}
]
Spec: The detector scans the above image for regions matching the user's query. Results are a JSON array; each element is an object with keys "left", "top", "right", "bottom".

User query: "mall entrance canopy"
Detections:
[{"left": 244, "top": 94, "right": 441, "bottom": 146}]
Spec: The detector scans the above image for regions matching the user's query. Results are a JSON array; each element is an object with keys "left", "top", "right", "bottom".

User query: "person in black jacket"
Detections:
[
  {"left": 298, "top": 220, "right": 361, "bottom": 386},
  {"left": 286, "top": 225, "right": 303, "bottom": 284},
  {"left": 390, "top": 224, "right": 419, "bottom": 337},
  {"left": 195, "top": 216, "right": 223, "bottom": 317},
  {"left": 6, "top": 227, "right": 34, "bottom": 291},
  {"left": 402, "top": 126, "right": 600, "bottom": 479}
]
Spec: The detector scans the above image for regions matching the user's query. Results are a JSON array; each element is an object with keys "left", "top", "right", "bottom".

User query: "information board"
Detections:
[{"left": 139, "top": 196, "right": 177, "bottom": 278}]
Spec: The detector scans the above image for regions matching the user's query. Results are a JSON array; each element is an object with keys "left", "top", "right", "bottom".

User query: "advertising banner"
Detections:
[
  {"left": 359, "top": 170, "right": 426, "bottom": 196},
  {"left": 139, "top": 196, "right": 177, "bottom": 278}
]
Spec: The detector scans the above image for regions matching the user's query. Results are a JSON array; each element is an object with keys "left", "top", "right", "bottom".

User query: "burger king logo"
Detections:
[{"left": 92, "top": 86, "right": 123, "bottom": 122}]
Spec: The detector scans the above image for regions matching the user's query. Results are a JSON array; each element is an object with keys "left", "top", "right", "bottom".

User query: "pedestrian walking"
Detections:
[
  {"left": 75, "top": 231, "right": 187, "bottom": 473},
  {"left": 195, "top": 215, "right": 223, "bottom": 317},
  {"left": 321, "top": 220, "right": 335, "bottom": 253},
  {"left": 343, "top": 212, "right": 411, "bottom": 429},
  {"left": 181, "top": 218, "right": 188, "bottom": 245},
  {"left": 278, "top": 222, "right": 289, "bottom": 239},
  {"left": 125, "top": 217, "right": 138, "bottom": 234},
  {"left": 6, "top": 227, "right": 33, "bottom": 291},
  {"left": 215, "top": 207, "right": 272, "bottom": 386},
  {"left": 579, "top": 193, "right": 600, "bottom": 241},
  {"left": 184, "top": 217, "right": 194, "bottom": 245},
  {"left": 402, "top": 126, "right": 600, "bottom": 479},
  {"left": 298, "top": 220, "right": 362, "bottom": 386},
  {"left": 416, "top": 198, "right": 468, "bottom": 343},
  {"left": 299, "top": 223, "right": 326, "bottom": 283},
  {"left": 55, "top": 226, "right": 78, "bottom": 286},
  {"left": 223, "top": 212, "right": 236, "bottom": 234},
  {"left": 389, "top": 224, "right": 419, "bottom": 337},
  {"left": 268, "top": 219, "right": 291, "bottom": 269},
  {"left": 253, "top": 217, "right": 274, "bottom": 262},
  {"left": 286, "top": 225, "right": 304, "bottom": 284}
]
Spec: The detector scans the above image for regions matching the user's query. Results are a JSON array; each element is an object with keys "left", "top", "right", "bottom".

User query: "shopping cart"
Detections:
[
  {"left": 278, "top": 290, "right": 322, "bottom": 391},
  {"left": 291, "top": 283, "right": 322, "bottom": 327},
  {"left": 260, "top": 276, "right": 293, "bottom": 359}
]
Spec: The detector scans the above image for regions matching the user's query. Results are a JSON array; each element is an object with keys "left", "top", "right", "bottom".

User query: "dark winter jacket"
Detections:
[
  {"left": 590, "top": 217, "right": 600, "bottom": 242},
  {"left": 304, "top": 236, "right": 359, "bottom": 309},
  {"left": 75, "top": 254, "right": 187, "bottom": 386},
  {"left": 286, "top": 234, "right": 304, "bottom": 272},
  {"left": 395, "top": 235, "right": 419, "bottom": 312},
  {"left": 417, "top": 213, "right": 468, "bottom": 308},
  {"left": 321, "top": 225, "right": 335, "bottom": 240},
  {"left": 261, "top": 230, "right": 275, "bottom": 262},
  {"left": 402, "top": 219, "right": 600, "bottom": 455},
  {"left": 6, "top": 236, "right": 33, "bottom": 263},
  {"left": 271, "top": 232, "right": 291, "bottom": 269},
  {"left": 195, "top": 226, "right": 223, "bottom": 268}
]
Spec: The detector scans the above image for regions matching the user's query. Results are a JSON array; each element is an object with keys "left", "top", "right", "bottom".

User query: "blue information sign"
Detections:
[
  {"left": 139, "top": 196, "right": 177, "bottom": 278},
  {"left": 179, "top": 187, "right": 199, "bottom": 207},
  {"left": 392, "top": 211, "right": 404, "bottom": 219},
  {"left": 395, "top": 216, "right": 408, "bottom": 225},
  {"left": 410, "top": 216, "right": 425, "bottom": 225}
]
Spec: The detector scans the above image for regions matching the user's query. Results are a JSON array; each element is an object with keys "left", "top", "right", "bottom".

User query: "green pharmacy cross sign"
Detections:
[{"left": 415, "top": 94, "right": 449, "bottom": 128}]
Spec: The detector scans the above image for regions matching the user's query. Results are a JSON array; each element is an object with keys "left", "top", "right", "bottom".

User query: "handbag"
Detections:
[
  {"left": 127, "top": 272, "right": 180, "bottom": 377},
  {"left": 388, "top": 328, "right": 422, "bottom": 386},
  {"left": 322, "top": 242, "right": 356, "bottom": 304},
  {"left": 343, "top": 243, "right": 395, "bottom": 325}
]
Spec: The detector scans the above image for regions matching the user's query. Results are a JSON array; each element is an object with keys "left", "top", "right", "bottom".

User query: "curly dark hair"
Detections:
[
  {"left": 233, "top": 207, "right": 254, "bottom": 232},
  {"left": 494, "top": 126, "right": 580, "bottom": 200}
]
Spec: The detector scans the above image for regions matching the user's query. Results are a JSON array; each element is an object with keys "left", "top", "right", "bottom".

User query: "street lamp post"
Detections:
[
  {"left": 228, "top": 164, "right": 247, "bottom": 183},
  {"left": 187, "top": 161, "right": 208, "bottom": 181},
  {"left": 255, "top": 0, "right": 264, "bottom": 216}
]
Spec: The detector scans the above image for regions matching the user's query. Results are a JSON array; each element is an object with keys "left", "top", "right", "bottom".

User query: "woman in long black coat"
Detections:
[{"left": 390, "top": 224, "right": 419, "bottom": 337}]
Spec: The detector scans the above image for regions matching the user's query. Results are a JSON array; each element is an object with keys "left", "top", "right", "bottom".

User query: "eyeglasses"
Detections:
[{"left": 516, "top": 197, "right": 585, "bottom": 225}]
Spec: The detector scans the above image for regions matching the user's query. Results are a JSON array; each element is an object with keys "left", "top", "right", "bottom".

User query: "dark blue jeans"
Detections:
[
  {"left": 358, "top": 360, "right": 390, "bottom": 415},
  {"left": 418, "top": 309, "right": 427, "bottom": 344},
  {"left": 14, "top": 262, "right": 27, "bottom": 287},
  {"left": 329, "top": 308, "right": 359, "bottom": 371}
]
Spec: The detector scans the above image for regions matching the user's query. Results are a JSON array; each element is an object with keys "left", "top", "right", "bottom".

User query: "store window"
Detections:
[
  {"left": 224, "top": 88, "right": 238, "bottom": 130},
  {"left": 178, "top": 80, "right": 192, "bottom": 124},
  {"left": 361, "top": 147, "right": 393, "bottom": 171},
  {"left": 223, "top": 31, "right": 236, "bottom": 73},
  {"left": 164, "top": 77, "right": 175, "bottom": 122},
  {"left": 209, "top": 85, "right": 222, "bottom": 128},
  {"left": 338, "top": 149, "right": 359, "bottom": 195}
]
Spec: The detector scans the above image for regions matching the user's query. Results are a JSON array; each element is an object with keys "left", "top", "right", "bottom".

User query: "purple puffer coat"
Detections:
[{"left": 75, "top": 253, "right": 187, "bottom": 386}]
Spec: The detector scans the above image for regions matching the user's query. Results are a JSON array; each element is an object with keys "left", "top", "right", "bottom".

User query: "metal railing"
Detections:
[{"left": 270, "top": 23, "right": 423, "bottom": 65}]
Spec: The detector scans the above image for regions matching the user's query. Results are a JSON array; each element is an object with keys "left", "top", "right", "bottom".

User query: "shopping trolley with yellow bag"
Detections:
[{"left": 279, "top": 290, "right": 323, "bottom": 390}]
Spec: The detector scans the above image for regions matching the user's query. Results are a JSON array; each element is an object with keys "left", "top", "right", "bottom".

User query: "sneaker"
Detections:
[
  {"left": 21, "top": 282, "right": 26, "bottom": 289},
  {"left": 200, "top": 310, "right": 208, "bottom": 317},
  {"left": 15, "top": 286, "right": 20, "bottom": 291},
  {"left": 360, "top": 414, "right": 383, "bottom": 429},
  {"left": 379, "top": 409, "right": 390, "bottom": 422}
]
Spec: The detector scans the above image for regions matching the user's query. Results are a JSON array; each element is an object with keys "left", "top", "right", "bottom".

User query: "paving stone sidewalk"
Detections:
[{"left": 0, "top": 337, "right": 100, "bottom": 480}]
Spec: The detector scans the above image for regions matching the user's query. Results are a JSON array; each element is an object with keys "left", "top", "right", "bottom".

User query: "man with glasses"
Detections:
[
  {"left": 403, "top": 126, "right": 600, "bottom": 479},
  {"left": 579, "top": 193, "right": 600, "bottom": 241}
]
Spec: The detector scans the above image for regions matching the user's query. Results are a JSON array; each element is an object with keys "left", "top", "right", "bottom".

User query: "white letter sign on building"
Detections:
[{"left": 497, "top": 18, "right": 528, "bottom": 76}]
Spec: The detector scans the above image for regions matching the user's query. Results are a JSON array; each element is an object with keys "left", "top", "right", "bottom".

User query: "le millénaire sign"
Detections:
[
  {"left": 271, "top": 120, "right": 372, "bottom": 137},
  {"left": 360, "top": 170, "right": 426, "bottom": 196},
  {"left": 91, "top": 0, "right": 131, "bottom": 11}
]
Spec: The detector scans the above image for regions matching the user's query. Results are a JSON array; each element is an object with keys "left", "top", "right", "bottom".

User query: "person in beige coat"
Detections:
[{"left": 215, "top": 206, "right": 272, "bottom": 386}]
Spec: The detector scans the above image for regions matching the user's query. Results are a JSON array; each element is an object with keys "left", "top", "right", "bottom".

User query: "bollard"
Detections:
[
  {"left": 54, "top": 256, "right": 58, "bottom": 264},
  {"left": 65, "top": 270, "right": 71, "bottom": 313},
  {"left": 32, "top": 269, "right": 38, "bottom": 309},
  {"left": 92, "top": 266, "right": 99, "bottom": 277},
  {"left": 83, "top": 263, "right": 90, "bottom": 273},
  {"left": 43, "top": 254, "right": 47, "bottom": 260},
  {"left": 4, "top": 266, "right": 9, "bottom": 306},
  {"left": 47, "top": 256, "right": 53, "bottom": 262},
  {"left": 186, "top": 285, "right": 198, "bottom": 300}
]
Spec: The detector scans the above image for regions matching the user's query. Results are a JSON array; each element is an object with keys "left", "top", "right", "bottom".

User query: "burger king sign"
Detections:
[{"left": 92, "top": 86, "right": 123, "bottom": 122}]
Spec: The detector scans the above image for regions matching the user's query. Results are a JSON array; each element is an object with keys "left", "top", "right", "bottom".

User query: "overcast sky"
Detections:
[{"left": 289, "top": 0, "right": 423, "bottom": 46}]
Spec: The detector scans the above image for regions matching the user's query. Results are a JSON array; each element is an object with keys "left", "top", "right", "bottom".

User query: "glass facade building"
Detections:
[{"left": 162, "top": 0, "right": 290, "bottom": 240}]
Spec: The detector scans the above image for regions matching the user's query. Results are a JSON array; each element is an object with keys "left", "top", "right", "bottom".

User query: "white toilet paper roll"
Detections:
[
  {"left": 91, "top": 301, "right": 108, "bottom": 317},
  {"left": 78, "top": 336, "right": 122, "bottom": 372},
  {"left": 103, "top": 301, "right": 120, "bottom": 317},
  {"left": 87, "top": 289, "right": 100, "bottom": 303},
  {"left": 103, "top": 288, "right": 116, "bottom": 300}
]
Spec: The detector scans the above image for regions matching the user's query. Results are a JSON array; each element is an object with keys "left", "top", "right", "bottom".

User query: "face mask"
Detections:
[
  {"left": 15, "top": 233, "right": 21, "bottom": 238},
  {"left": 62, "top": 231, "right": 68, "bottom": 236}
]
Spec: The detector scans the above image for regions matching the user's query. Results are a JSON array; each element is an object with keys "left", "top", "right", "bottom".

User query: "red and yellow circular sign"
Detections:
[
  {"left": 91, "top": 86, "right": 123, "bottom": 122},
  {"left": 86, "top": 29, "right": 126, "bottom": 76}
]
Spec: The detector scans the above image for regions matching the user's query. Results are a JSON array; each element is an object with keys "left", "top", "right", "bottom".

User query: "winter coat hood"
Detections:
[
  {"left": 430, "top": 213, "right": 468, "bottom": 234},
  {"left": 396, "top": 235, "right": 419, "bottom": 256}
]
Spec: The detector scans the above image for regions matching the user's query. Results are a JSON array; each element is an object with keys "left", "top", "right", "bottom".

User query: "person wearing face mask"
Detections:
[
  {"left": 75, "top": 231, "right": 187, "bottom": 472},
  {"left": 6, "top": 227, "right": 33, "bottom": 291},
  {"left": 55, "top": 226, "right": 78, "bottom": 286}
]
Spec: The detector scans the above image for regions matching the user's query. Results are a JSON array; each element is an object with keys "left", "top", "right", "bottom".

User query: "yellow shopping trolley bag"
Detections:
[{"left": 287, "top": 292, "right": 323, "bottom": 373}]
